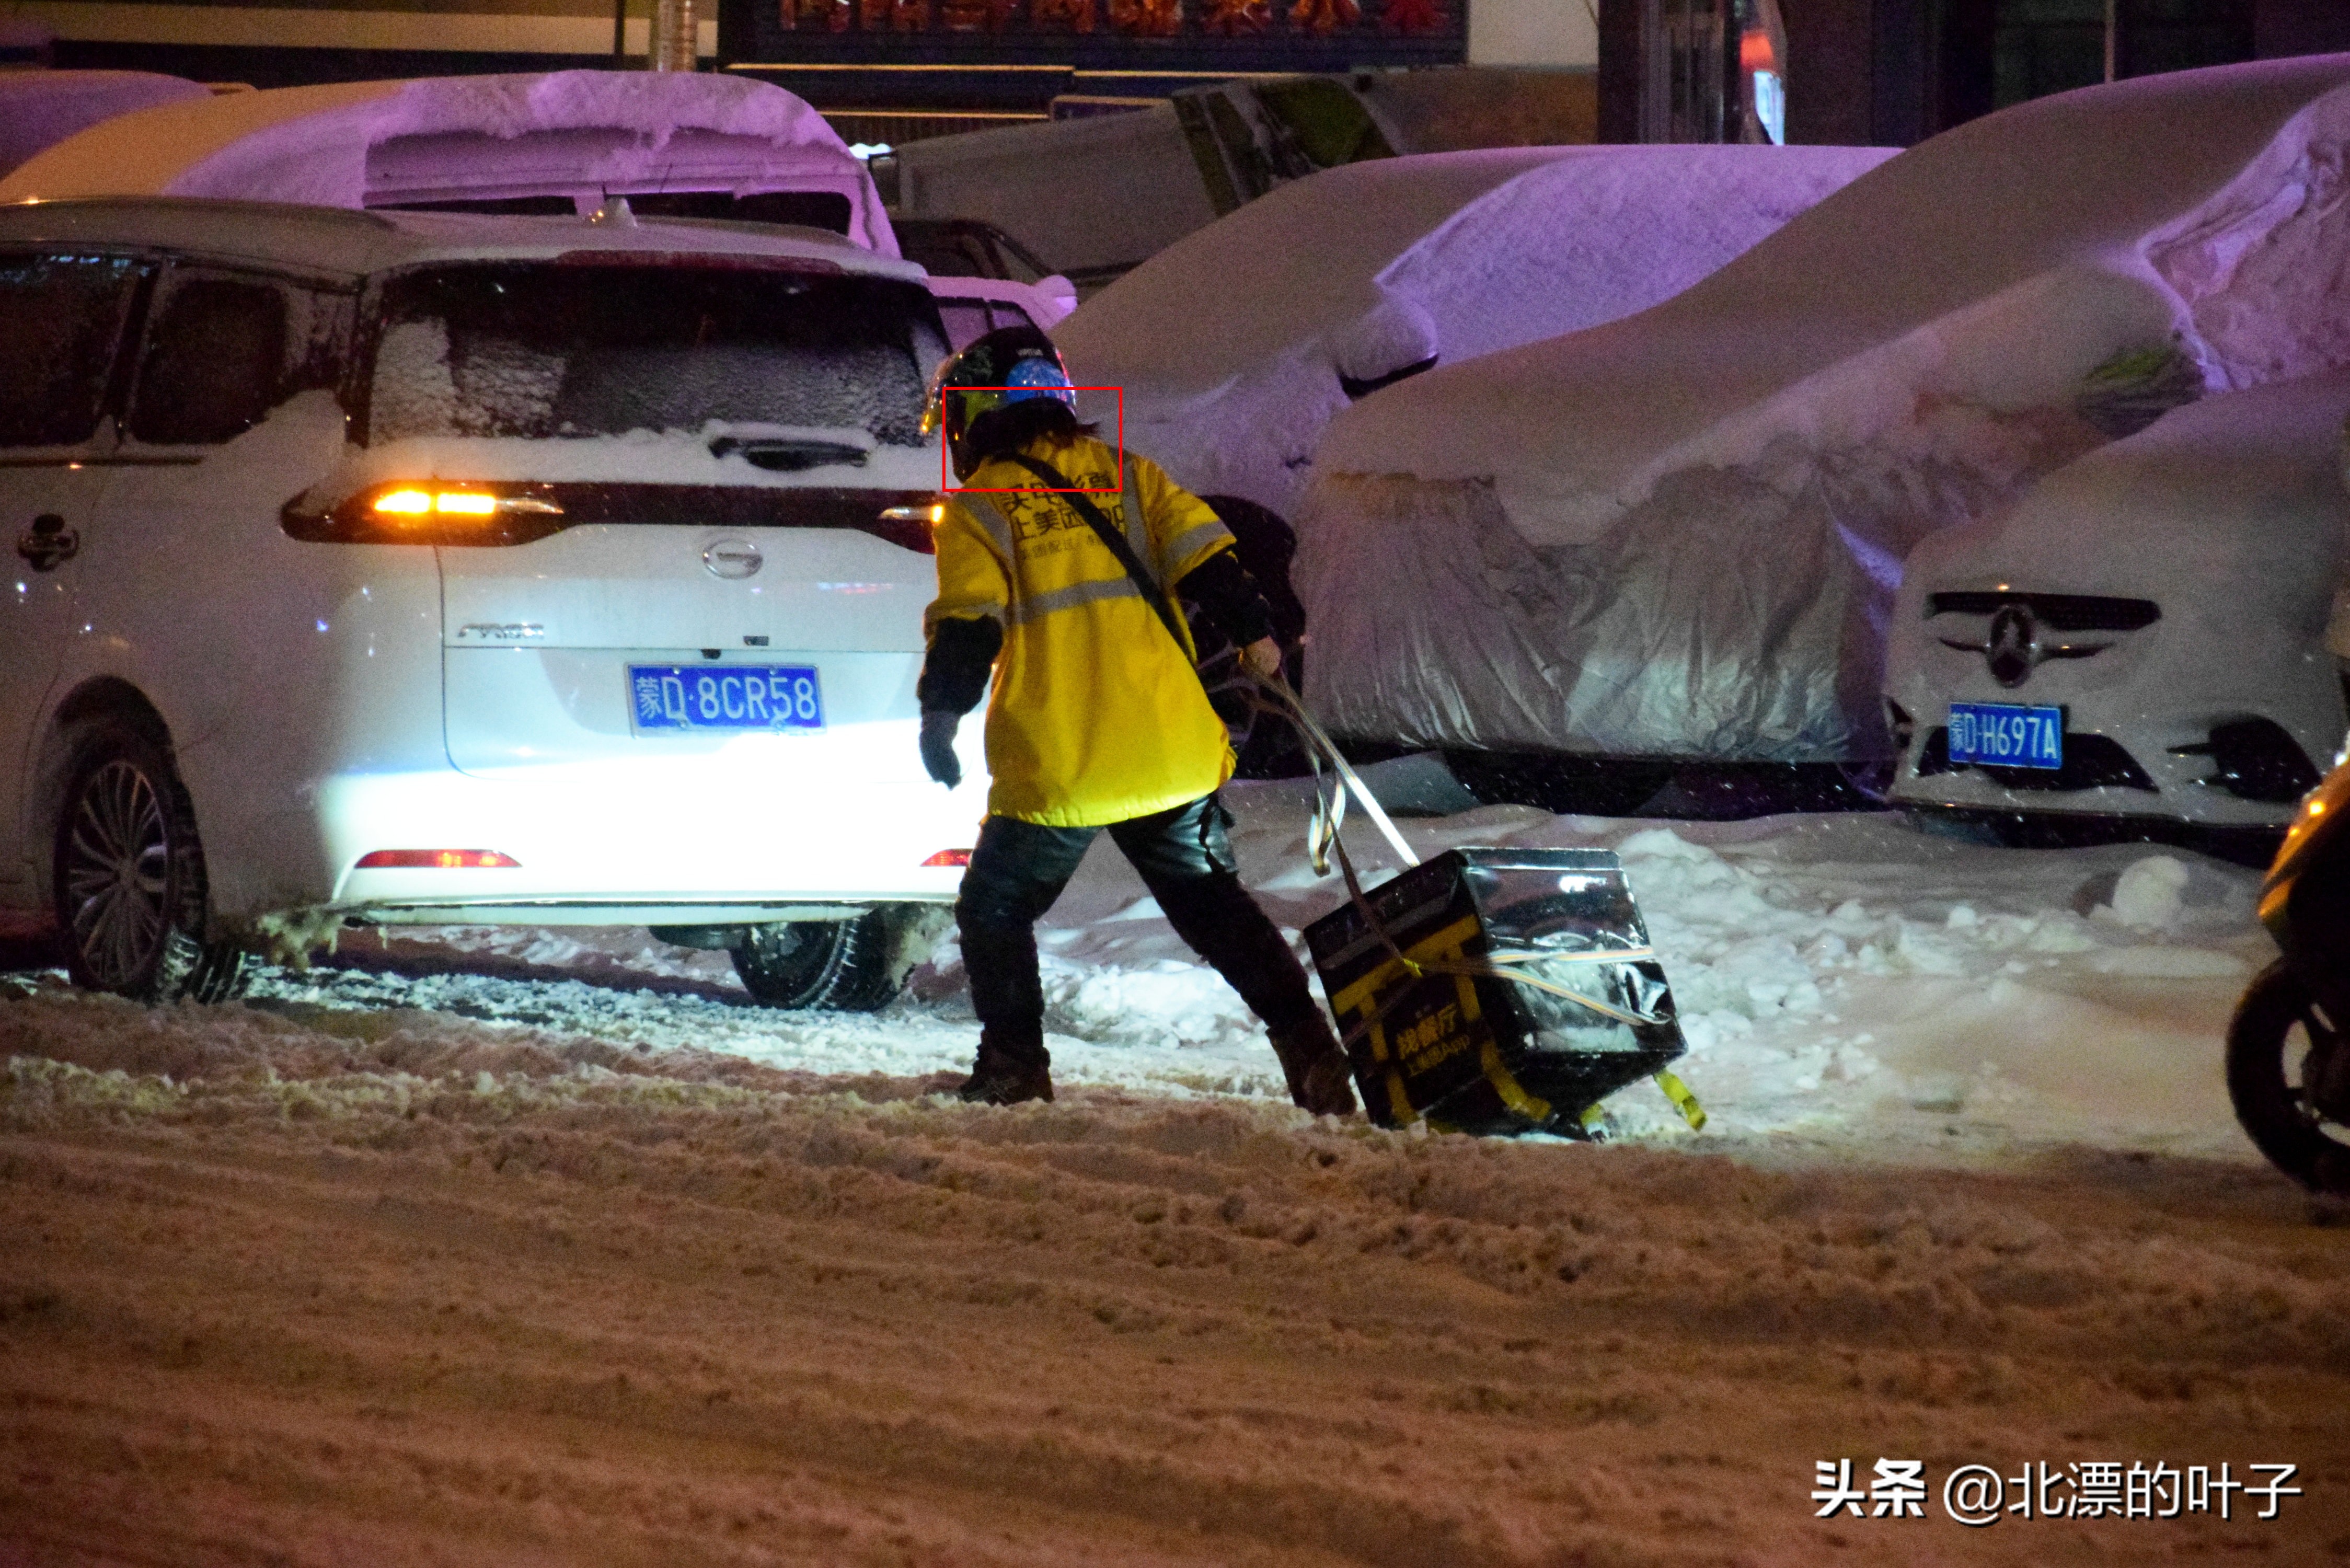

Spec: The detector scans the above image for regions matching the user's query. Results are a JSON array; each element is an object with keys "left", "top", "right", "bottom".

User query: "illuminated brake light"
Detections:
[
  {"left": 922, "top": 849, "right": 973, "bottom": 867},
  {"left": 355, "top": 849, "right": 522, "bottom": 869},
  {"left": 368, "top": 489, "right": 562, "bottom": 520}
]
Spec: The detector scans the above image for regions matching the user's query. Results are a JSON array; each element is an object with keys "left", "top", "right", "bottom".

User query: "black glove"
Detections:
[{"left": 919, "top": 710, "right": 962, "bottom": 789}]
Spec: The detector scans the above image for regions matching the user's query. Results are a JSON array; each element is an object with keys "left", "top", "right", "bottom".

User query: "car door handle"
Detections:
[{"left": 16, "top": 513, "right": 78, "bottom": 571}]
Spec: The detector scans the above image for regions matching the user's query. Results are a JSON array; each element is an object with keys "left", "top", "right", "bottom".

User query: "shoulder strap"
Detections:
[{"left": 1007, "top": 452, "right": 1194, "bottom": 658}]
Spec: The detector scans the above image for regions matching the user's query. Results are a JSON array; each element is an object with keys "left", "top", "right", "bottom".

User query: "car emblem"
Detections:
[
  {"left": 1937, "top": 595, "right": 2117, "bottom": 687},
  {"left": 1983, "top": 604, "right": 2037, "bottom": 687},
  {"left": 704, "top": 538, "right": 762, "bottom": 580}
]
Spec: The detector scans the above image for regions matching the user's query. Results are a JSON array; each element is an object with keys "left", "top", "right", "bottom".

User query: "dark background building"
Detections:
[{"left": 1771, "top": 0, "right": 2350, "bottom": 145}]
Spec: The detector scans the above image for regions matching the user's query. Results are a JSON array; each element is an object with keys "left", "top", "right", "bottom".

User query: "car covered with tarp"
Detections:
[{"left": 1295, "top": 56, "right": 2350, "bottom": 767}]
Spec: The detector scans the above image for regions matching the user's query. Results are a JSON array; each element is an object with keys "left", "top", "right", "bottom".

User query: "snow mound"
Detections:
[
  {"left": 0, "top": 780, "right": 2276, "bottom": 1158},
  {"left": 1058, "top": 145, "right": 1888, "bottom": 520},
  {"left": 1300, "top": 56, "right": 2350, "bottom": 759}
]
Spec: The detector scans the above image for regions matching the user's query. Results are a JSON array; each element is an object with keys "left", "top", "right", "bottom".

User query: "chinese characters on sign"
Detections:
[
  {"left": 776, "top": 0, "right": 1445, "bottom": 34},
  {"left": 1810, "top": 1459, "right": 2301, "bottom": 1525}
]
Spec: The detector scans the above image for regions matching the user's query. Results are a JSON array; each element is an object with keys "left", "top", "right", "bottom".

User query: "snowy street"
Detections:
[{"left": 6, "top": 781, "right": 2346, "bottom": 1562}]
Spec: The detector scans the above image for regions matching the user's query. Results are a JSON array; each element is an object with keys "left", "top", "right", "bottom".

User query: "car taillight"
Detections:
[
  {"left": 282, "top": 483, "right": 566, "bottom": 546},
  {"left": 355, "top": 849, "right": 522, "bottom": 869},
  {"left": 922, "top": 849, "right": 972, "bottom": 867},
  {"left": 874, "top": 502, "right": 943, "bottom": 555}
]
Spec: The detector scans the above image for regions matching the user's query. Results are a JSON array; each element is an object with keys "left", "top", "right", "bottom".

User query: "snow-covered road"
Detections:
[{"left": 5, "top": 780, "right": 2344, "bottom": 1564}]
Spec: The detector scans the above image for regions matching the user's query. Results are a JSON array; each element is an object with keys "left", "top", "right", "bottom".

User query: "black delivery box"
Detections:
[{"left": 1303, "top": 848, "right": 1686, "bottom": 1135}]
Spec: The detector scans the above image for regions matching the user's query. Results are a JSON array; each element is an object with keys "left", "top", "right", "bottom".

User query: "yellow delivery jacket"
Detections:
[{"left": 927, "top": 434, "right": 1239, "bottom": 827}]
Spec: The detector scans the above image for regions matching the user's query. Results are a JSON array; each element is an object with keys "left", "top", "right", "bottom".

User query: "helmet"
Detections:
[{"left": 925, "top": 325, "right": 1076, "bottom": 474}]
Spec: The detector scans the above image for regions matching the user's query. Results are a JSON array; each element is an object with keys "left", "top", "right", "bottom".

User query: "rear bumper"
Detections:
[{"left": 312, "top": 744, "right": 984, "bottom": 924}]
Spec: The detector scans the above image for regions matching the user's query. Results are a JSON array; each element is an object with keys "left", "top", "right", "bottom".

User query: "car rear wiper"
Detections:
[{"left": 709, "top": 436, "right": 870, "bottom": 472}]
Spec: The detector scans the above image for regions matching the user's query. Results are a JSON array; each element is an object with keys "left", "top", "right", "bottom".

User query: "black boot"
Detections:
[
  {"left": 959, "top": 1026, "right": 1053, "bottom": 1105},
  {"left": 954, "top": 908, "right": 1057, "bottom": 1106},
  {"left": 1268, "top": 1009, "right": 1358, "bottom": 1118}
]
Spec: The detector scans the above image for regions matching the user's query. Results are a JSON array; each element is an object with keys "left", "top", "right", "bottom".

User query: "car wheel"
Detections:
[
  {"left": 730, "top": 903, "right": 948, "bottom": 1012},
  {"left": 2225, "top": 959, "right": 2350, "bottom": 1195},
  {"left": 52, "top": 720, "right": 247, "bottom": 1004}
]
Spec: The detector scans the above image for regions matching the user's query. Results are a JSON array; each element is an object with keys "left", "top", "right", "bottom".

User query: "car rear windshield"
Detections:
[{"left": 365, "top": 261, "right": 946, "bottom": 447}]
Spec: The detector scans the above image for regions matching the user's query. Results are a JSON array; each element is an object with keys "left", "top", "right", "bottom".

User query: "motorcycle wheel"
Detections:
[{"left": 2225, "top": 958, "right": 2350, "bottom": 1194}]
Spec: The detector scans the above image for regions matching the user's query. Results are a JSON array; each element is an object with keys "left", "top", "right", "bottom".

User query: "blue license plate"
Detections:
[
  {"left": 630, "top": 664, "right": 824, "bottom": 732},
  {"left": 1948, "top": 701, "right": 2063, "bottom": 770}
]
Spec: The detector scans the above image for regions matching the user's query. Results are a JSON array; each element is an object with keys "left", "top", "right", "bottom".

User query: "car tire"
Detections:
[
  {"left": 51, "top": 719, "right": 248, "bottom": 1004},
  {"left": 730, "top": 903, "right": 948, "bottom": 1012},
  {"left": 2225, "top": 958, "right": 2350, "bottom": 1195}
]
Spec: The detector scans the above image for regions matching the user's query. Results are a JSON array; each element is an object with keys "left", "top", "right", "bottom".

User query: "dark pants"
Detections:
[{"left": 957, "top": 794, "right": 1316, "bottom": 1066}]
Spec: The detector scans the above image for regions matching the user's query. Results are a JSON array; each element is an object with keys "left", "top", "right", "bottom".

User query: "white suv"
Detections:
[{"left": 2, "top": 198, "right": 985, "bottom": 1006}]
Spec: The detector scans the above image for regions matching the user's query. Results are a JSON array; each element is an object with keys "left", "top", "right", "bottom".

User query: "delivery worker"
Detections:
[{"left": 915, "top": 326, "right": 1357, "bottom": 1116}]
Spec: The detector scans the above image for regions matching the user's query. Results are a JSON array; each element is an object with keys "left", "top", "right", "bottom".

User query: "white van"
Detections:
[{"left": 1, "top": 198, "right": 985, "bottom": 1007}]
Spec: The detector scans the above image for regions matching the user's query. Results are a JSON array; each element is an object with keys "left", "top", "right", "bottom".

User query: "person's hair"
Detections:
[{"left": 962, "top": 397, "right": 1098, "bottom": 464}]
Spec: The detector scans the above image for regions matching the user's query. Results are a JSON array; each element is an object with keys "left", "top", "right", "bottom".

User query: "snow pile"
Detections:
[
  {"left": 0, "top": 70, "right": 206, "bottom": 178},
  {"left": 982, "top": 785, "right": 2273, "bottom": 1157},
  {"left": 1301, "top": 56, "right": 2350, "bottom": 759},
  {"left": 0, "top": 71, "right": 896, "bottom": 256},
  {"left": 1058, "top": 145, "right": 1887, "bottom": 520},
  {"left": 10, "top": 779, "right": 2274, "bottom": 1159}
]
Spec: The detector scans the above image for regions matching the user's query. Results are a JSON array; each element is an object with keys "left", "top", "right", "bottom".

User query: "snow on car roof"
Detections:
[
  {"left": 1321, "top": 54, "right": 2350, "bottom": 521},
  {"left": 0, "top": 195, "right": 924, "bottom": 282},
  {"left": 0, "top": 71, "right": 895, "bottom": 255},
  {"left": 1058, "top": 143, "right": 1891, "bottom": 519},
  {"left": 0, "top": 70, "right": 209, "bottom": 179},
  {"left": 1057, "top": 148, "right": 1581, "bottom": 403}
]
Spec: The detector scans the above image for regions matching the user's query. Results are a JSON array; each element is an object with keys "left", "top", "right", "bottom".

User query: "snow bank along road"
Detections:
[{"left": 3, "top": 785, "right": 2347, "bottom": 1563}]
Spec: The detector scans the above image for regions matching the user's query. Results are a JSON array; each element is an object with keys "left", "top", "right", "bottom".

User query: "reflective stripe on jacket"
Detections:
[{"left": 926, "top": 434, "right": 1237, "bottom": 827}]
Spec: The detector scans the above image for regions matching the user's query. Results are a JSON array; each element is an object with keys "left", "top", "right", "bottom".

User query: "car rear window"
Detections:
[
  {"left": 365, "top": 262, "right": 947, "bottom": 447},
  {"left": 935, "top": 297, "right": 1039, "bottom": 353}
]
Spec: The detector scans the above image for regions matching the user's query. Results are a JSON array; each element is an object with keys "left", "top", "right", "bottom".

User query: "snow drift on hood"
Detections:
[
  {"left": 1056, "top": 145, "right": 1890, "bottom": 520},
  {"left": 0, "top": 71, "right": 895, "bottom": 256},
  {"left": 1299, "top": 56, "right": 2350, "bottom": 762}
]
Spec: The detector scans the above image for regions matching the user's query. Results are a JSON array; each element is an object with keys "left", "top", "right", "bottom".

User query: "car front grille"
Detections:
[{"left": 1925, "top": 592, "right": 2160, "bottom": 632}]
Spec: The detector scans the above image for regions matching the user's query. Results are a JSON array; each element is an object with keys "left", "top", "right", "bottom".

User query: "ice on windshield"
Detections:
[{"left": 366, "top": 263, "right": 944, "bottom": 447}]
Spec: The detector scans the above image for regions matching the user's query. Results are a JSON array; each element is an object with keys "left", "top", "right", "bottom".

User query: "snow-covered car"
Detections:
[
  {"left": 1056, "top": 144, "right": 1891, "bottom": 524},
  {"left": 0, "top": 70, "right": 1073, "bottom": 333},
  {"left": 1883, "top": 368, "right": 2350, "bottom": 847},
  {"left": 0, "top": 198, "right": 984, "bottom": 1007},
  {"left": 1297, "top": 57, "right": 2350, "bottom": 768}
]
